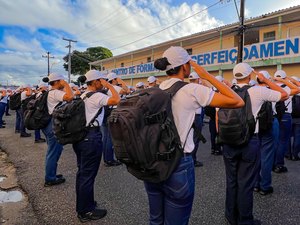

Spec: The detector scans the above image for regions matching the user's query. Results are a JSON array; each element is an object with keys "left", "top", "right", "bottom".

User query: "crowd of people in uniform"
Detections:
[{"left": 0, "top": 46, "right": 299, "bottom": 225}]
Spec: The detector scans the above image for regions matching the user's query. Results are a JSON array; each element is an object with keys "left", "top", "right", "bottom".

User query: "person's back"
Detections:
[
  {"left": 221, "top": 63, "right": 287, "bottom": 225},
  {"left": 41, "top": 73, "right": 74, "bottom": 187},
  {"left": 144, "top": 46, "right": 243, "bottom": 225}
]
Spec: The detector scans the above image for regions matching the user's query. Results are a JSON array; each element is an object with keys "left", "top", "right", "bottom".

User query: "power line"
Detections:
[
  {"left": 110, "top": 0, "right": 224, "bottom": 51},
  {"left": 75, "top": 0, "right": 134, "bottom": 39}
]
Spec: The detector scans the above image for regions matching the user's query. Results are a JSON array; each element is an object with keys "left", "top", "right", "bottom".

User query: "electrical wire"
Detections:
[{"left": 109, "top": 0, "right": 224, "bottom": 51}]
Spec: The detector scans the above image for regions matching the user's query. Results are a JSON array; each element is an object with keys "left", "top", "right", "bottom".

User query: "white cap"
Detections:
[
  {"left": 259, "top": 71, "right": 271, "bottom": 80},
  {"left": 188, "top": 72, "right": 199, "bottom": 80},
  {"left": 85, "top": 70, "right": 106, "bottom": 82},
  {"left": 215, "top": 75, "right": 224, "bottom": 82},
  {"left": 233, "top": 63, "right": 254, "bottom": 79},
  {"left": 107, "top": 72, "right": 117, "bottom": 82},
  {"left": 38, "top": 82, "right": 48, "bottom": 88},
  {"left": 147, "top": 76, "right": 157, "bottom": 83},
  {"left": 232, "top": 78, "right": 237, "bottom": 85},
  {"left": 49, "top": 73, "right": 65, "bottom": 82},
  {"left": 163, "top": 46, "right": 191, "bottom": 71},
  {"left": 249, "top": 79, "right": 257, "bottom": 86},
  {"left": 136, "top": 82, "right": 144, "bottom": 88},
  {"left": 274, "top": 70, "right": 287, "bottom": 79}
]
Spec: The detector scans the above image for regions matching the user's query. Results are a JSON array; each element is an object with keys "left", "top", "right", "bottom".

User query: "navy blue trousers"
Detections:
[
  {"left": 223, "top": 135, "right": 260, "bottom": 225},
  {"left": 72, "top": 128, "right": 103, "bottom": 214}
]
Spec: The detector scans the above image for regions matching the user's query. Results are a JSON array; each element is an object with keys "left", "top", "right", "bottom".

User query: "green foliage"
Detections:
[{"left": 63, "top": 46, "right": 113, "bottom": 75}]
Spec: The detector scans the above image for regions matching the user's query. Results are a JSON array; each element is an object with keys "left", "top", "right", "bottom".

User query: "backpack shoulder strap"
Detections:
[{"left": 164, "top": 81, "right": 188, "bottom": 97}]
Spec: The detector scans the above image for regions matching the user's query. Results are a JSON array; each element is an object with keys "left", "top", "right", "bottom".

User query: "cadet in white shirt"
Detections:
[
  {"left": 273, "top": 70, "right": 299, "bottom": 173},
  {"left": 42, "top": 73, "right": 74, "bottom": 187},
  {"left": 146, "top": 46, "right": 243, "bottom": 225},
  {"left": 0, "top": 88, "right": 7, "bottom": 128},
  {"left": 20, "top": 84, "right": 32, "bottom": 137},
  {"left": 74, "top": 70, "right": 120, "bottom": 223},
  {"left": 222, "top": 63, "right": 287, "bottom": 225}
]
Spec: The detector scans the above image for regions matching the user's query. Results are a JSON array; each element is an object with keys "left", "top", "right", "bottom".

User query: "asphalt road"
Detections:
[{"left": 0, "top": 113, "right": 299, "bottom": 225}]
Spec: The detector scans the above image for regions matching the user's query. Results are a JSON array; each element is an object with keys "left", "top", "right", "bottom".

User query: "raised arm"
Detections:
[{"left": 190, "top": 60, "right": 244, "bottom": 108}]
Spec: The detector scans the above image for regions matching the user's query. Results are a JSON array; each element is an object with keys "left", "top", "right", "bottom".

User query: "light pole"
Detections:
[
  {"left": 42, "top": 52, "right": 54, "bottom": 76},
  {"left": 62, "top": 37, "right": 77, "bottom": 83}
]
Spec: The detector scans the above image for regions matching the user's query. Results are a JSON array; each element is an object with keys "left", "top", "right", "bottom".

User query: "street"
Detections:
[{"left": 0, "top": 114, "right": 299, "bottom": 225}]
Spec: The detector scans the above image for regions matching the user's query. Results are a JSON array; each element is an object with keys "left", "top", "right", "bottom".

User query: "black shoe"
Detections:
[
  {"left": 20, "top": 133, "right": 31, "bottom": 137},
  {"left": 5, "top": 114, "right": 11, "bottom": 116},
  {"left": 213, "top": 150, "right": 222, "bottom": 155},
  {"left": 211, "top": 149, "right": 215, "bottom": 155},
  {"left": 273, "top": 166, "right": 288, "bottom": 173},
  {"left": 77, "top": 208, "right": 107, "bottom": 223},
  {"left": 292, "top": 156, "right": 300, "bottom": 161},
  {"left": 104, "top": 160, "right": 122, "bottom": 167},
  {"left": 44, "top": 177, "right": 66, "bottom": 187},
  {"left": 194, "top": 161, "right": 203, "bottom": 167},
  {"left": 35, "top": 138, "right": 46, "bottom": 143},
  {"left": 56, "top": 174, "right": 63, "bottom": 179},
  {"left": 253, "top": 187, "right": 260, "bottom": 192},
  {"left": 259, "top": 187, "right": 273, "bottom": 196},
  {"left": 285, "top": 155, "right": 293, "bottom": 160},
  {"left": 0, "top": 126, "right": 5, "bottom": 128}
]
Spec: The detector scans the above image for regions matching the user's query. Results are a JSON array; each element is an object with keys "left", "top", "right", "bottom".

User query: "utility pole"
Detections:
[
  {"left": 42, "top": 52, "right": 54, "bottom": 76},
  {"left": 62, "top": 37, "right": 77, "bottom": 83},
  {"left": 237, "top": 0, "right": 245, "bottom": 63}
]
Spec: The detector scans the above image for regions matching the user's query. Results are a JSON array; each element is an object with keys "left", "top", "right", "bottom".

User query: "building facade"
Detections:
[{"left": 90, "top": 6, "right": 300, "bottom": 86}]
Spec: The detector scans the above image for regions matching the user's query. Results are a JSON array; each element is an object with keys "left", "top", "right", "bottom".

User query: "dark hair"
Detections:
[
  {"left": 154, "top": 57, "right": 181, "bottom": 75},
  {"left": 77, "top": 75, "right": 87, "bottom": 84},
  {"left": 42, "top": 77, "right": 49, "bottom": 83}
]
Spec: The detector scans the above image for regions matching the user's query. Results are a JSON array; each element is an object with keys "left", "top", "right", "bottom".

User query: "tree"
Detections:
[{"left": 63, "top": 46, "right": 113, "bottom": 75}]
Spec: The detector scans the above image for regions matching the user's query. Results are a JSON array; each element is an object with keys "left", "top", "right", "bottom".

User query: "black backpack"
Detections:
[
  {"left": 21, "top": 94, "right": 36, "bottom": 111},
  {"left": 257, "top": 101, "right": 273, "bottom": 133},
  {"left": 52, "top": 92, "right": 102, "bottom": 145},
  {"left": 292, "top": 95, "right": 300, "bottom": 118},
  {"left": 24, "top": 91, "right": 51, "bottom": 130},
  {"left": 108, "top": 81, "right": 188, "bottom": 183},
  {"left": 217, "top": 85, "right": 255, "bottom": 146},
  {"left": 9, "top": 93, "right": 21, "bottom": 110},
  {"left": 275, "top": 101, "right": 289, "bottom": 122},
  {"left": 204, "top": 106, "right": 216, "bottom": 120}
]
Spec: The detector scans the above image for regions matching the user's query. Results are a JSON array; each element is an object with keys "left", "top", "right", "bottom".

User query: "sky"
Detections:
[{"left": 1, "top": 0, "right": 300, "bottom": 86}]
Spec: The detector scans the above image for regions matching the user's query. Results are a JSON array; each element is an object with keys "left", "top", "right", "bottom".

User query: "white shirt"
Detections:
[
  {"left": 107, "top": 85, "right": 123, "bottom": 97},
  {"left": 160, "top": 78, "right": 214, "bottom": 153},
  {"left": 81, "top": 91, "right": 109, "bottom": 126},
  {"left": 195, "top": 107, "right": 202, "bottom": 115},
  {"left": 21, "top": 91, "right": 29, "bottom": 101},
  {"left": 0, "top": 95, "right": 8, "bottom": 104},
  {"left": 47, "top": 89, "right": 65, "bottom": 115},
  {"left": 237, "top": 84, "right": 281, "bottom": 133}
]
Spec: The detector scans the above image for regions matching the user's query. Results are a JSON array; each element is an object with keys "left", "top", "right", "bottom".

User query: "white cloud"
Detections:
[{"left": 0, "top": 0, "right": 225, "bottom": 85}]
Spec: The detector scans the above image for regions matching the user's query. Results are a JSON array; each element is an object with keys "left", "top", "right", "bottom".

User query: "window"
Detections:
[
  {"left": 186, "top": 48, "right": 193, "bottom": 55},
  {"left": 120, "top": 63, "right": 124, "bottom": 67},
  {"left": 263, "top": 31, "right": 276, "bottom": 42},
  {"left": 147, "top": 57, "right": 152, "bottom": 63}
]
